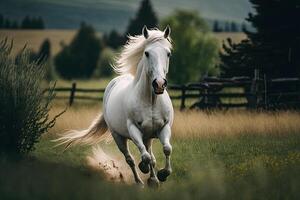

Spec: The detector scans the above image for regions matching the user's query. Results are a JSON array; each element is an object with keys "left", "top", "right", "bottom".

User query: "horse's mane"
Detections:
[{"left": 113, "top": 29, "right": 172, "bottom": 75}]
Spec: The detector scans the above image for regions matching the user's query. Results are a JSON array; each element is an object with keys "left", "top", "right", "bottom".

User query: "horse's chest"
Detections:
[{"left": 134, "top": 109, "right": 166, "bottom": 137}]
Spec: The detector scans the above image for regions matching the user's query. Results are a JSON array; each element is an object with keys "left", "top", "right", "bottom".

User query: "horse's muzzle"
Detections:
[{"left": 152, "top": 78, "right": 167, "bottom": 94}]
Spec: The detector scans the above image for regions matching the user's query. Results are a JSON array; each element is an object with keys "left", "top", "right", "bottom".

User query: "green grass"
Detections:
[{"left": 1, "top": 133, "right": 299, "bottom": 199}]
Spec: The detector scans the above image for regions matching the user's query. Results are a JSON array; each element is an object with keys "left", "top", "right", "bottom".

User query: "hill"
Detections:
[
  {"left": 0, "top": 0, "right": 252, "bottom": 32},
  {"left": 0, "top": 30, "right": 246, "bottom": 56}
]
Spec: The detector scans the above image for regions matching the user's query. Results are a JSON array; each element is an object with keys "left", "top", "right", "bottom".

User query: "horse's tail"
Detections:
[{"left": 54, "top": 114, "right": 108, "bottom": 150}]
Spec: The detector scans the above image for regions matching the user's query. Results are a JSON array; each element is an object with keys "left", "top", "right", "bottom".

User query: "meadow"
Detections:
[
  {"left": 0, "top": 30, "right": 246, "bottom": 56},
  {"left": 0, "top": 30, "right": 299, "bottom": 199},
  {"left": 1, "top": 101, "right": 299, "bottom": 199}
]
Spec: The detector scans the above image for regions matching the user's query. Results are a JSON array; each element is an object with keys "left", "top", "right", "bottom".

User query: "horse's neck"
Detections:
[{"left": 133, "top": 61, "right": 156, "bottom": 104}]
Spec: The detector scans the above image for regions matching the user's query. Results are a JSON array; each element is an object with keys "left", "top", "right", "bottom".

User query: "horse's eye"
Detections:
[
  {"left": 167, "top": 52, "right": 171, "bottom": 57},
  {"left": 145, "top": 51, "right": 149, "bottom": 57}
]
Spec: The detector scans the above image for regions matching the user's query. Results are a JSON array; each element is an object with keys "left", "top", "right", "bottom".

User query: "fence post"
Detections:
[
  {"left": 264, "top": 74, "right": 268, "bottom": 109},
  {"left": 69, "top": 82, "right": 76, "bottom": 106},
  {"left": 249, "top": 69, "right": 259, "bottom": 109},
  {"left": 180, "top": 85, "right": 186, "bottom": 111}
]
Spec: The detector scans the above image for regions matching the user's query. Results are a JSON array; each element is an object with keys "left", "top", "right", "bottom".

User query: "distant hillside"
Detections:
[{"left": 0, "top": 0, "right": 252, "bottom": 32}]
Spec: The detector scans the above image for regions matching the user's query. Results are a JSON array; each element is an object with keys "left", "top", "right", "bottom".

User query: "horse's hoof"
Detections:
[
  {"left": 138, "top": 161, "right": 150, "bottom": 174},
  {"left": 157, "top": 168, "right": 171, "bottom": 182},
  {"left": 147, "top": 177, "right": 159, "bottom": 188},
  {"left": 136, "top": 181, "right": 144, "bottom": 188}
]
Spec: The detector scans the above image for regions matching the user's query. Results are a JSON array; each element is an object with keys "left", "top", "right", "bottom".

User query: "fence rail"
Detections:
[{"left": 46, "top": 72, "right": 300, "bottom": 110}]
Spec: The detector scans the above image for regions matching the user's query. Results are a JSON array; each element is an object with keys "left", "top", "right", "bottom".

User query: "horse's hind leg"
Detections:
[
  {"left": 157, "top": 124, "right": 172, "bottom": 182},
  {"left": 111, "top": 132, "right": 143, "bottom": 185},
  {"left": 144, "top": 139, "right": 159, "bottom": 188}
]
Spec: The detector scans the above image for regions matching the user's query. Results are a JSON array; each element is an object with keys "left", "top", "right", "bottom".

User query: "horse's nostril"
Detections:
[
  {"left": 163, "top": 79, "right": 168, "bottom": 88},
  {"left": 152, "top": 79, "right": 158, "bottom": 89}
]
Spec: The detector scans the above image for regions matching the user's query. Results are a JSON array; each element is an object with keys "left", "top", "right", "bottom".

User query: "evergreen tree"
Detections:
[
  {"left": 224, "top": 21, "right": 230, "bottom": 32},
  {"left": 125, "top": 0, "right": 158, "bottom": 36},
  {"left": 4, "top": 19, "right": 11, "bottom": 28},
  {"left": 37, "top": 17, "right": 45, "bottom": 29},
  {"left": 21, "top": 16, "right": 31, "bottom": 29},
  {"left": 103, "top": 30, "right": 125, "bottom": 49},
  {"left": 230, "top": 21, "right": 238, "bottom": 32},
  {"left": 11, "top": 20, "right": 18, "bottom": 29},
  {"left": 241, "top": 22, "right": 248, "bottom": 32},
  {"left": 55, "top": 22, "right": 103, "bottom": 79},
  {"left": 38, "top": 39, "right": 51, "bottom": 61},
  {"left": 0, "top": 14, "right": 4, "bottom": 28},
  {"left": 221, "top": 0, "right": 300, "bottom": 78},
  {"left": 213, "top": 20, "right": 222, "bottom": 32}
]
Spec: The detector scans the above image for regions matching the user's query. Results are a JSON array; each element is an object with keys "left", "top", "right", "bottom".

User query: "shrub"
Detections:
[
  {"left": 94, "top": 47, "right": 115, "bottom": 78},
  {"left": 0, "top": 40, "right": 62, "bottom": 157},
  {"left": 161, "top": 10, "right": 220, "bottom": 84}
]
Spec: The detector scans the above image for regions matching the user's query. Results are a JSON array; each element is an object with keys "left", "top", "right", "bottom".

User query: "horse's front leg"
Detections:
[
  {"left": 127, "top": 120, "right": 151, "bottom": 174},
  {"left": 157, "top": 124, "right": 172, "bottom": 182},
  {"left": 145, "top": 139, "right": 159, "bottom": 188}
]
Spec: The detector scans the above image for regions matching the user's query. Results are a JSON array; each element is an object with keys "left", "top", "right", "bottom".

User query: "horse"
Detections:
[{"left": 56, "top": 26, "right": 173, "bottom": 187}]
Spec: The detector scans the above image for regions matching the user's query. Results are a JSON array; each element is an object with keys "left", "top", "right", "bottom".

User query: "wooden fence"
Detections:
[{"left": 46, "top": 73, "right": 300, "bottom": 110}]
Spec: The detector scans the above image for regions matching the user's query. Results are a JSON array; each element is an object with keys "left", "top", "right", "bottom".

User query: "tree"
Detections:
[
  {"left": 103, "top": 29, "right": 125, "bottom": 49},
  {"left": 4, "top": 19, "right": 11, "bottom": 29},
  {"left": 230, "top": 21, "right": 238, "bottom": 32},
  {"left": 0, "top": 14, "right": 4, "bottom": 28},
  {"left": 38, "top": 39, "right": 51, "bottom": 61},
  {"left": 125, "top": 0, "right": 158, "bottom": 36},
  {"left": 11, "top": 20, "right": 18, "bottom": 29},
  {"left": 213, "top": 20, "right": 222, "bottom": 32},
  {"left": 224, "top": 22, "right": 230, "bottom": 32},
  {"left": 221, "top": 0, "right": 300, "bottom": 78},
  {"left": 94, "top": 47, "right": 115, "bottom": 78},
  {"left": 241, "top": 23, "right": 248, "bottom": 32},
  {"left": 161, "top": 10, "right": 219, "bottom": 84},
  {"left": 36, "top": 17, "right": 45, "bottom": 29},
  {"left": 21, "top": 16, "right": 31, "bottom": 29},
  {"left": 55, "top": 22, "right": 103, "bottom": 79}
]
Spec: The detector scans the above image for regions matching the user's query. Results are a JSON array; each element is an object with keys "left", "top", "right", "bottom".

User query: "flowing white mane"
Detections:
[{"left": 113, "top": 29, "right": 172, "bottom": 75}]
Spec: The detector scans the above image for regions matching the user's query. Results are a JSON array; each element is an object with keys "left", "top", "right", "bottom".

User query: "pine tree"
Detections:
[
  {"left": 230, "top": 21, "right": 238, "bottom": 32},
  {"left": 241, "top": 23, "right": 248, "bottom": 32},
  {"left": 224, "top": 22, "right": 230, "bottom": 32},
  {"left": 125, "top": 0, "right": 158, "bottom": 36},
  {"left": 38, "top": 39, "right": 51, "bottom": 61},
  {"left": 220, "top": 0, "right": 300, "bottom": 78},
  {"left": 21, "top": 16, "right": 31, "bottom": 29},
  {"left": 104, "top": 29, "right": 125, "bottom": 49},
  {"left": 55, "top": 22, "right": 103, "bottom": 79},
  {"left": 213, "top": 20, "right": 222, "bottom": 32},
  {"left": 11, "top": 20, "right": 19, "bottom": 29},
  {"left": 4, "top": 19, "right": 11, "bottom": 29},
  {"left": 0, "top": 14, "right": 4, "bottom": 28}
]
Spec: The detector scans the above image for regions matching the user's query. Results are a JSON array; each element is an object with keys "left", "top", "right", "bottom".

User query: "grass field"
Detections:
[
  {"left": 1, "top": 104, "right": 299, "bottom": 199},
  {"left": 0, "top": 29, "right": 246, "bottom": 56}
]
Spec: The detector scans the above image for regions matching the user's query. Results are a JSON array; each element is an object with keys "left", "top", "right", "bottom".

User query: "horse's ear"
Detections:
[
  {"left": 142, "top": 25, "right": 149, "bottom": 39},
  {"left": 164, "top": 25, "right": 171, "bottom": 38}
]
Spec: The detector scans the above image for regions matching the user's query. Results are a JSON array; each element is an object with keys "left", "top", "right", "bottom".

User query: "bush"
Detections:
[
  {"left": 94, "top": 47, "right": 115, "bottom": 78},
  {"left": 161, "top": 10, "right": 220, "bottom": 83},
  {"left": 55, "top": 22, "right": 103, "bottom": 79},
  {"left": 0, "top": 40, "right": 62, "bottom": 157}
]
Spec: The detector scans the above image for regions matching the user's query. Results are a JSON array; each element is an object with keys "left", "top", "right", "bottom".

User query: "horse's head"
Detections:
[{"left": 142, "top": 26, "right": 171, "bottom": 95}]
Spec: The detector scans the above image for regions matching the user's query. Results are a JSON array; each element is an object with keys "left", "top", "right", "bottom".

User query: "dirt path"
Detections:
[{"left": 86, "top": 146, "right": 134, "bottom": 184}]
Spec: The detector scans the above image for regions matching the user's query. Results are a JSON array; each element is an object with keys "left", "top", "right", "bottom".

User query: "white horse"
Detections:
[{"left": 57, "top": 26, "right": 173, "bottom": 187}]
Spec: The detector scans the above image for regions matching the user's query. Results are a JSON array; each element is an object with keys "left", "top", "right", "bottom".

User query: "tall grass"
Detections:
[{"left": 48, "top": 105, "right": 300, "bottom": 139}]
